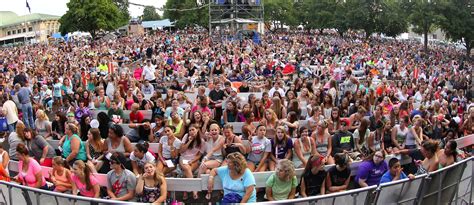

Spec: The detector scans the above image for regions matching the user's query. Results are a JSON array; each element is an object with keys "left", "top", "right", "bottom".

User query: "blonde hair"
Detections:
[
  {"left": 265, "top": 109, "right": 278, "bottom": 124},
  {"left": 277, "top": 159, "right": 296, "bottom": 181},
  {"left": 36, "top": 109, "right": 49, "bottom": 121},
  {"left": 226, "top": 152, "right": 247, "bottom": 174},
  {"left": 143, "top": 162, "right": 164, "bottom": 185}
]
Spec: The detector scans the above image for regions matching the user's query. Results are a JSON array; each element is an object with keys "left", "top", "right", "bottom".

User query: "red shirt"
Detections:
[{"left": 129, "top": 111, "right": 144, "bottom": 123}]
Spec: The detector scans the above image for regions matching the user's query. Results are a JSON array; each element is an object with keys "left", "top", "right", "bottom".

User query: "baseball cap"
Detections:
[{"left": 340, "top": 118, "right": 350, "bottom": 126}]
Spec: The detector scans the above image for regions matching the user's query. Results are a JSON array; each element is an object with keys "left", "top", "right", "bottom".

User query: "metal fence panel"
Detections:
[
  {"left": 454, "top": 159, "right": 472, "bottom": 204},
  {"left": 376, "top": 176, "right": 426, "bottom": 205}
]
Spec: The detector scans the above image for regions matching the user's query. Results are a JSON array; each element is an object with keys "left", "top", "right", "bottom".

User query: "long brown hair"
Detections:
[{"left": 73, "top": 160, "right": 93, "bottom": 190}]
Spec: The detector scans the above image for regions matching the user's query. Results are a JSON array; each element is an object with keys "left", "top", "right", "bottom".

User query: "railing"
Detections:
[
  {"left": 1, "top": 157, "right": 472, "bottom": 205},
  {"left": 4, "top": 134, "right": 474, "bottom": 205}
]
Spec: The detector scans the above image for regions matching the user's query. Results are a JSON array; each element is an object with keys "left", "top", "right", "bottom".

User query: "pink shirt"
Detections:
[
  {"left": 71, "top": 174, "right": 99, "bottom": 197},
  {"left": 18, "top": 159, "right": 46, "bottom": 187}
]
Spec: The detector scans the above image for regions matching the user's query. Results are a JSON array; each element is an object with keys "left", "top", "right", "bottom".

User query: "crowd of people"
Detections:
[{"left": 0, "top": 29, "right": 472, "bottom": 203}]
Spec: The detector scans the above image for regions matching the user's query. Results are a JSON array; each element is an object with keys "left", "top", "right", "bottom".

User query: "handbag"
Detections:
[{"left": 221, "top": 192, "right": 242, "bottom": 204}]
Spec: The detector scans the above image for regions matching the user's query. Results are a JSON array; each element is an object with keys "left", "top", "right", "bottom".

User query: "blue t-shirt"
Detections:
[
  {"left": 355, "top": 160, "right": 388, "bottom": 186},
  {"left": 379, "top": 170, "right": 408, "bottom": 184},
  {"left": 216, "top": 166, "right": 257, "bottom": 203}
]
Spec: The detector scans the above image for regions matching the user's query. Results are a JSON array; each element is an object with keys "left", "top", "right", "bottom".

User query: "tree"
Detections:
[
  {"left": 59, "top": 0, "right": 124, "bottom": 38},
  {"left": 377, "top": 0, "right": 409, "bottom": 38},
  {"left": 437, "top": 0, "right": 474, "bottom": 58},
  {"left": 112, "top": 0, "right": 131, "bottom": 26},
  {"left": 264, "top": 0, "right": 297, "bottom": 31},
  {"left": 142, "top": 6, "right": 161, "bottom": 21},
  {"left": 299, "top": 0, "right": 336, "bottom": 32},
  {"left": 406, "top": 0, "right": 443, "bottom": 52},
  {"left": 163, "top": 0, "right": 208, "bottom": 29}
]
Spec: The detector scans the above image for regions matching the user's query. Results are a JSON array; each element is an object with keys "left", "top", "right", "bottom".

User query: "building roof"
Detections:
[
  {"left": 141, "top": 19, "right": 174, "bottom": 29},
  {"left": 0, "top": 11, "right": 60, "bottom": 28}
]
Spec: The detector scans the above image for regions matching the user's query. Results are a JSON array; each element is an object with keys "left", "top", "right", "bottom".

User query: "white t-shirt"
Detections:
[
  {"left": 141, "top": 64, "right": 156, "bottom": 81},
  {"left": 247, "top": 136, "right": 271, "bottom": 163},
  {"left": 130, "top": 151, "right": 155, "bottom": 168}
]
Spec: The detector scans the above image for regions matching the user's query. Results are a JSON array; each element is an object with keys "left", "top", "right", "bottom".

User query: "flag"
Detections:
[
  {"left": 414, "top": 67, "right": 419, "bottom": 79},
  {"left": 26, "top": 0, "right": 31, "bottom": 13}
]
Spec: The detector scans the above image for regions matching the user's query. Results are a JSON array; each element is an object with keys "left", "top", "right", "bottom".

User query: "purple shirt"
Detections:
[{"left": 355, "top": 160, "right": 388, "bottom": 186}]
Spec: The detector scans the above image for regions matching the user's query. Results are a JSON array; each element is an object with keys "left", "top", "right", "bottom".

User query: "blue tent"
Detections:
[{"left": 51, "top": 33, "right": 62, "bottom": 39}]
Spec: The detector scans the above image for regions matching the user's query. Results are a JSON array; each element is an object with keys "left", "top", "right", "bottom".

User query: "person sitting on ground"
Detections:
[
  {"left": 265, "top": 159, "right": 297, "bottom": 201},
  {"left": 379, "top": 157, "right": 415, "bottom": 184},
  {"left": 326, "top": 153, "right": 351, "bottom": 193},
  {"left": 299, "top": 154, "right": 327, "bottom": 197},
  {"left": 136, "top": 162, "right": 167, "bottom": 203},
  {"left": 107, "top": 152, "right": 137, "bottom": 201}
]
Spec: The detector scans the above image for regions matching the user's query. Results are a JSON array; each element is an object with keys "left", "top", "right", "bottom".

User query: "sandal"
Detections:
[
  {"left": 193, "top": 192, "right": 199, "bottom": 200},
  {"left": 205, "top": 192, "right": 211, "bottom": 200},
  {"left": 183, "top": 192, "right": 189, "bottom": 201}
]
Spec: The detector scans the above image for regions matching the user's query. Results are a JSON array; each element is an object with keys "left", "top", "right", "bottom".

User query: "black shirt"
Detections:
[
  {"left": 302, "top": 170, "right": 327, "bottom": 196},
  {"left": 209, "top": 89, "right": 225, "bottom": 102},
  {"left": 328, "top": 166, "right": 351, "bottom": 186}
]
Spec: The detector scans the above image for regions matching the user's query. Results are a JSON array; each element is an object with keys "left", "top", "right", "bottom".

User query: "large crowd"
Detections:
[{"left": 0, "top": 29, "right": 472, "bottom": 203}]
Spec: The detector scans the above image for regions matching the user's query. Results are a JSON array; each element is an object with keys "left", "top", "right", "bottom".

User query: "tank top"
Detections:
[
  {"left": 395, "top": 125, "right": 409, "bottom": 146},
  {"left": 294, "top": 137, "right": 312, "bottom": 167},
  {"left": 88, "top": 141, "right": 103, "bottom": 159},
  {"left": 138, "top": 183, "right": 162, "bottom": 203},
  {"left": 405, "top": 127, "right": 418, "bottom": 147},
  {"left": 323, "top": 107, "right": 332, "bottom": 119},
  {"left": 63, "top": 134, "right": 87, "bottom": 161},
  {"left": 315, "top": 134, "right": 329, "bottom": 156},
  {"left": 125, "top": 98, "right": 134, "bottom": 110},
  {"left": 107, "top": 136, "right": 125, "bottom": 153},
  {"left": 53, "top": 168, "right": 70, "bottom": 192},
  {"left": 0, "top": 151, "right": 7, "bottom": 171},
  {"left": 206, "top": 136, "right": 223, "bottom": 162},
  {"left": 98, "top": 96, "right": 107, "bottom": 110},
  {"left": 168, "top": 120, "right": 183, "bottom": 136}
]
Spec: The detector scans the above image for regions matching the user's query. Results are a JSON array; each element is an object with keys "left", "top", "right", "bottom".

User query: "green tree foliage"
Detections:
[
  {"left": 112, "top": 0, "right": 131, "bottom": 26},
  {"left": 436, "top": 0, "right": 474, "bottom": 57},
  {"left": 406, "top": 0, "right": 443, "bottom": 51},
  {"left": 59, "top": 0, "right": 124, "bottom": 37},
  {"left": 299, "top": 0, "right": 336, "bottom": 31},
  {"left": 164, "top": 0, "right": 208, "bottom": 29},
  {"left": 264, "top": 0, "right": 297, "bottom": 30},
  {"left": 142, "top": 6, "right": 161, "bottom": 21},
  {"left": 376, "top": 0, "right": 409, "bottom": 38}
]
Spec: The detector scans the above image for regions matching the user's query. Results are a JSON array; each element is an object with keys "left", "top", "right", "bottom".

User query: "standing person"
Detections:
[
  {"left": 355, "top": 151, "right": 388, "bottom": 187},
  {"left": 299, "top": 154, "right": 327, "bottom": 197},
  {"left": 141, "top": 59, "right": 157, "bottom": 84},
  {"left": 15, "top": 143, "right": 47, "bottom": 189},
  {"left": 107, "top": 152, "right": 137, "bottom": 201},
  {"left": 2, "top": 93, "right": 19, "bottom": 132},
  {"left": 265, "top": 159, "right": 297, "bottom": 201},
  {"left": 71, "top": 160, "right": 100, "bottom": 198},
  {"left": 23, "top": 128, "right": 55, "bottom": 167},
  {"left": 136, "top": 162, "right": 167, "bottom": 203},
  {"left": 15, "top": 83, "right": 35, "bottom": 129},
  {"left": 207, "top": 152, "right": 256, "bottom": 203}
]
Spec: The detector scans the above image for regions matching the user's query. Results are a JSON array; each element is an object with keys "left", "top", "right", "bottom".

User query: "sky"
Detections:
[{"left": 0, "top": 0, "right": 167, "bottom": 17}]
